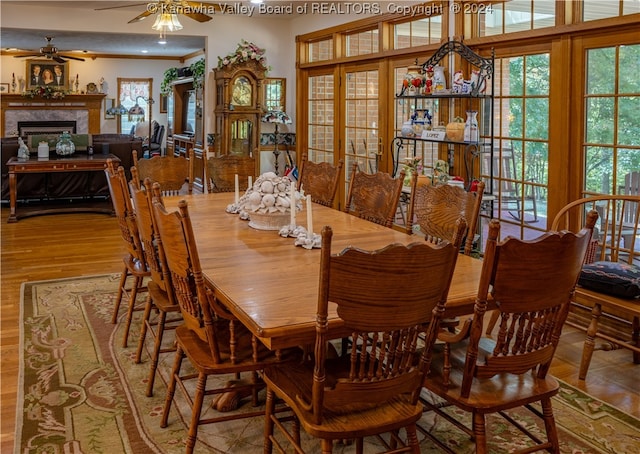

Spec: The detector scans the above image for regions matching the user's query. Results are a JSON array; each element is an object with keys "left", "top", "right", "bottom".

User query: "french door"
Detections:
[{"left": 305, "top": 62, "right": 387, "bottom": 209}]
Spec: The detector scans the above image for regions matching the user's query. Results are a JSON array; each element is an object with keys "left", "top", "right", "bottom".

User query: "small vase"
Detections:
[
  {"left": 433, "top": 66, "right": 446, "bottom": 93},
  {"left": 464, "top": 110, "right": 479, "bottom": 142},
  {"left": 401, "top": 121, "right": 415, "bottom": 137},
  {"left": 56, "top": 131, "right": 75, "bottom": 156},
  {"left": 37, "top": 142, "right": 50, "bottom": 159}
]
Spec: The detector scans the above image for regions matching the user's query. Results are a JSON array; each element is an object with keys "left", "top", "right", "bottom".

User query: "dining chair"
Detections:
[
  {"left": 263, "top": 221, "right": 467, "bottom": 454},
  {"left": 132, "top": 148, "right": 194, "bottom": 195},
  {"left": 297, "top": 153, "right": 344, "bottom": 207},
  {"left": 104, "top": 159, "right": 150, "bottom": 348},
  {"left": 408, "top": 180, "right": 486, "bottom": 255},
  {"left": 344, "top": 162, "right": 405, "bottom": 227},
  {"left": 128, "top": 168, "right": 181, "bottom": 397},
  {"left": 205, "top": 154, "right": 255, "bottom": 193},
  {"left": 421, "top": 212, "right": 598, "bottom": 454},
  {"left": 549, "top": 195, "right": 640, "bottom": 380},
  {"left": 151, "top": 192, "right": 301, "bottom": 454}
]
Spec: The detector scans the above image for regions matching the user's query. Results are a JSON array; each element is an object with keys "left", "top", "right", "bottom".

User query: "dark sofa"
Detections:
[{"left": 1, "top": 135, "right": 142, "bottom": 203}]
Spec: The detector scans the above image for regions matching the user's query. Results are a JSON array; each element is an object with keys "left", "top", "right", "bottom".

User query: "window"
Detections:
[
  {"left": 116, "top": 78, "right": 152, "bottom": 136},
  {"left": 307, "top": 73, "right": 335, "bottom": 163},
  {"left": 309, "top": 38, "right": 333, "bottom": 62},
  {"left": 345, "top": 28, "right": 379, "bottom": 56},
  {"left": 583, "top": 0, "right": 639, "bottom": 21},
  {"left": 394, "top": 17, "right": 442, "bottom": 49},
  {"left": 480, "top": 53, "right": 550, "bottom": 241},
  {"left": 481, "top": 0, "right": 556, "bottom": 36},
  {"left": 584, "top": 44, "right": 640, "bottom": 195},
  {"left": 264, "top": 78, "right": 286, "bottom": 112}
]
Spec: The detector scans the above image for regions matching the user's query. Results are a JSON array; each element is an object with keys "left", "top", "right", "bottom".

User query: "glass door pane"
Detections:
[
  {"left": 343, "top": 65, "right": 380, "bottom": 201},
  {"left": 584, "top": 44, "right": 640, "bottom": 196},
  {"left": 307, "top": 73, "right": 335, "bottom": 165},
  {"left": 481, "top": 53, "right": 549, "bottom": 241}
]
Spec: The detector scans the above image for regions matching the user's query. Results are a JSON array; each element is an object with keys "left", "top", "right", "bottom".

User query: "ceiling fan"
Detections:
[
  {"left": 13, "top": 36, "right": 85, "bottom": 63},
  {"left": 95, "top": 0, "right": 221, "bottom": 24}
]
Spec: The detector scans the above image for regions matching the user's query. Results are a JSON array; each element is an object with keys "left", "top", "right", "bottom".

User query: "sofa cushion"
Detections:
[{"left": 578, "top": 261, "right": 640, "bottom": 299}]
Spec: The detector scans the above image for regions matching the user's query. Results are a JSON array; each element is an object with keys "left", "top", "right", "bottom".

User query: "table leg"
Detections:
[{"left": 8, "top": 170, "right": 17, "bottom": 223}]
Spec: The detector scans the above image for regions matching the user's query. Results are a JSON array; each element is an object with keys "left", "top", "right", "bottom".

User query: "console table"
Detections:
[{"left": 6, "top": 154, "right": 119, "bottom": 223}]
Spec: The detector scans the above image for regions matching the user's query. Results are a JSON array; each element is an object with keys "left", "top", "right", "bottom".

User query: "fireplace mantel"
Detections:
[{"left": 1, "top": 94, "right": 106, "bottom": 136}]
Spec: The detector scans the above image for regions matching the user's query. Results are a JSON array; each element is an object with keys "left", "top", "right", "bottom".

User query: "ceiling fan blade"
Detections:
[
  {"left": 58, "top": 54, "right": 86, "bottom": 62},
  {"left": 94, "top": 2, "right": 149, "bottom": 11},
  {"left": 13, "top": 53, "right": 42, "bottom": 58},
  {"left": 53, "top": 55, "right": 66, "bottom": 64},
  {"left": 182, "top": 12, "right": 213, "bottom": 23},
  {"left": 128, "top": 10, "right": 153, "bottom": 23}
]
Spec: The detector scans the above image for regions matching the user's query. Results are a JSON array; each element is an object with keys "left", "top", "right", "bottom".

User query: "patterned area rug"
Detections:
[{"left": 17, "top": 274, "right": 640, "bottom": 453}]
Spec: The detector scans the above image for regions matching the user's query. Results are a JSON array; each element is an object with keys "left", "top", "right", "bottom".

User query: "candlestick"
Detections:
[
  {"left": 248, "top": 176, "right": 253, "bottom": 190},
  {"left": 290, "top": 180, "right": 296, "bottom": 227},
  {"left": 306, "top": 195, "right": 313, "bottom": 235},
  {"left": 234, "top": 174, "right": 239, "bottom": 204}
]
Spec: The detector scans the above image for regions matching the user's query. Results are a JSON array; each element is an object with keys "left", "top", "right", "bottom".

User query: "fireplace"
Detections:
[
  {"left": 1, "top": 94, "right": 105, "bottom": 136},
  {"left": 18, "top": 121, "right": 77, "bottom": 136}
]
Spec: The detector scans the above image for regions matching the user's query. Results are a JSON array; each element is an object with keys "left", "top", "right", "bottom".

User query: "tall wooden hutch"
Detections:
[{"left": 213, "top": 59, "right": 266, "bottom": 175}]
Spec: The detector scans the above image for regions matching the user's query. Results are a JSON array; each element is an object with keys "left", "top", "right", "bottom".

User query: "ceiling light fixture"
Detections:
[{"left": 151, "top": 13, "right": 183, "bottom": 33}]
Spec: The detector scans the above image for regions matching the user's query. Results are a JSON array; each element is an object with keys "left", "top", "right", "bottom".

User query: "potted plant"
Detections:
[
  {"left": 189, "top": 58, "right": 206, "bottom": 90},
  {"left": 160, "top": 67, "right": 179, "bottom": 95}
]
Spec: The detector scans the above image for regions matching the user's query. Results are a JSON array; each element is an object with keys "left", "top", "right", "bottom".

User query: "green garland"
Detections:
[{"left": 22, "top": 86, "right": 69, "bottom": 99}]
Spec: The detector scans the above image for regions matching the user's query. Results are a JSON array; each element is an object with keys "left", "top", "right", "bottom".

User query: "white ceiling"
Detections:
[{"left": 0, "top": 1, "right": 297, "bottom": 60}]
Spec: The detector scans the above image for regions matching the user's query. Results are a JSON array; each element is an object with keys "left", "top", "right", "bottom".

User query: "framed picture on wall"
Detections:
[
  {"left": 26, "top": 59, "right": 69, "bottom": 90},
  {"left": 159, "top": 94, "right": 168, "bottom": 113}
]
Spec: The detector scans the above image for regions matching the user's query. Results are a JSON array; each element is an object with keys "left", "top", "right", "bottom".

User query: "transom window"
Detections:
[
  {"left": 394, "top": 17, "right": 442, "bottom": 49},
  {"left": 345, "top": 28, "right": 379, "bottom": 56}
]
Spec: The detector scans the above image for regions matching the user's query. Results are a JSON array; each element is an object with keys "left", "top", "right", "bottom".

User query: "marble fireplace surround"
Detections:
[{"left": 1, "top": 94, "right": 106, "bottom": 137}]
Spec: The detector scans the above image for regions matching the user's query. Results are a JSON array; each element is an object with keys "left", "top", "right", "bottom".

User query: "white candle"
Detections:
[
  {"left": 234, "top": 174, "right": 239, "bottom": 204},
  {"left": 290, "top": 180, "right": 296, "bottom": 227},
  {"left": 306, "top": 195, "right": 313, "bottom": 235},
  {"left": 248, "top": 176, "right": 253, "bottom": 190}
]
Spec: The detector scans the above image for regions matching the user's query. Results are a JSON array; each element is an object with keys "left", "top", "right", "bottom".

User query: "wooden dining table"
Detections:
[{"left": 163, "top": 192, "right": 485, "bottom": 350}]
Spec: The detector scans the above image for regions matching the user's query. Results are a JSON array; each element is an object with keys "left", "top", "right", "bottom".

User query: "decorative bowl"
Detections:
[{"left": 248, "top": 212, "right": 291, "bottom": 231}]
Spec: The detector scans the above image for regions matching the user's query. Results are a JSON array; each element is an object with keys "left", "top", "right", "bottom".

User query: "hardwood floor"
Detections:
[{"left": 1, "top": 207, "right": 639, "bottom": 453}]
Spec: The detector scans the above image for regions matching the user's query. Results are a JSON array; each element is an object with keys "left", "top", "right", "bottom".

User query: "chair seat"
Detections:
[
  {"left": 147, "top": 280, "right": 179, "bottom": 313},
  {"left": 175, "top": 324, "right": 301, "bottom": 375},
  {"left": 425, "top": 339, "right": 560, "bottom": 413},
  {"left": 263, "top": 359, "right": 424, "bottom": 439}
]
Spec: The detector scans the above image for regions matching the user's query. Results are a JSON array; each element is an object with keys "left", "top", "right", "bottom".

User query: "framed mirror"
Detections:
[
  {"left": 264, "top": 78, "right": 285, "bottom": 112},
  {"left": 104, "top": 98, "right": 115, "bottom": 119}
]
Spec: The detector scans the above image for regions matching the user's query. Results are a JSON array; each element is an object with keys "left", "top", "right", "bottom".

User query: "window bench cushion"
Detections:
[{"left": 578, "top": 261, "right": 640, "bottom": 299}]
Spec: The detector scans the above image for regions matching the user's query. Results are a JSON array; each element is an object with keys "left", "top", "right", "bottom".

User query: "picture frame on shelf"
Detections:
[
  {"left": 0, "top": 83, "right": 9, "bottom": 93},
  {"left": 26, "top": 59, "right": 69, "bottom": 90},
  {"left": 104, "top": 98, "right": 116, "bottom": 119},
  {"left": 159, "top": 94, "right": 168, "bottom": 113}
]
